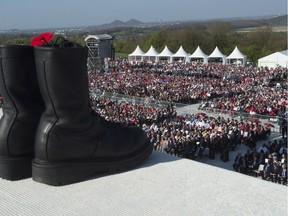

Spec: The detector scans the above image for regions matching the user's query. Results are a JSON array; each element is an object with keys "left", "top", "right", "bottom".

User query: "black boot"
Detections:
[
  {"left": 0, "top": 45, "right": 44, "bottom": 180},
  {"left": 32, "top": 46, "right": 153, "bottom": 186}
]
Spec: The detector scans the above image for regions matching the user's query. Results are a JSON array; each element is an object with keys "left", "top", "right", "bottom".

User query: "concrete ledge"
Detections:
[{"left": 1, "top": 151, "right": 287, "bottom": 216}]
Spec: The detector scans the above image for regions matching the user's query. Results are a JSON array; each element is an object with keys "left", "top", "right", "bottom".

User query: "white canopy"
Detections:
[
  {"left": 258, "top": 50, "right": 288, "bottom": 68},
  {"left": 172, "top": 46, "right": 189, "bottom": 62},
  {"left": 128, "top": 45, "right": 145, "bottom": 62},
  {"left": 208, "top": 46, "right": 226, "bottom": 65},
  {"left": 188, "top": 46, "right": 208, "bottom": 65},
  {"left": 157, "top": 45, "right": 174, "bottom": 63},
  {"left": 142, "top": 46, "right": 159, "bottom": 62},
  {"left": 227, "top": 46, "right": 246, "bottom": 66}
]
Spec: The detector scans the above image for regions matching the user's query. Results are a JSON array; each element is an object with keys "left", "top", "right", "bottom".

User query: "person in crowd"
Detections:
[
  {"left": 233, "top": 153, "right": 244, "bottom": 172},
  {"left": 281, "top": 118, "right": 287, "bottom": 139}
]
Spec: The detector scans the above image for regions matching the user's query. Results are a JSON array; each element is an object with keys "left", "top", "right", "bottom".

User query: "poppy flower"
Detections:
[{"left": 30, "top": 32, "right": 54, "bottom": 46}]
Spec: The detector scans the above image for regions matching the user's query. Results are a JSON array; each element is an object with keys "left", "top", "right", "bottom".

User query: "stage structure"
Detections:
[{"left": 85, "top": 34, "right": 114, "bottom": 70}]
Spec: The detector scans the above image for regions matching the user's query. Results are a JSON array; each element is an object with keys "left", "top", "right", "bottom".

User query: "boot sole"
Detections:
[
  {"left": 32, "top": 142, "right": 153, "bottom": 186},
  {"left": 0, "top": 156, "right": 33, "bottom": 180}
]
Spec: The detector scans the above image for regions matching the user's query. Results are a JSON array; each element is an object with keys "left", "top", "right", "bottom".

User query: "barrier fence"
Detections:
[
  {"left": 90, "top": 89, "right": 186, "bottom": 109},
  {"left": 199, "top": 107, "right": 284, "bottom": 133}
]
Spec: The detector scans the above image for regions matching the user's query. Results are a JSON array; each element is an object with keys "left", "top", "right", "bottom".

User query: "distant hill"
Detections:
[
  {"left": 225, "top": 15, "right": 287, "bottom": 29},
  {"left": 110, "top": 19, "right": 125, "bottom": 26},
  {"left": 126, "top": 19, "right": 143, "bottom": 26},
  {"left": 269, "top": 15, "right": 287, "bottom": 26},
  {"left": 100, "top": 19, "right": 144, "bottom": 28}
]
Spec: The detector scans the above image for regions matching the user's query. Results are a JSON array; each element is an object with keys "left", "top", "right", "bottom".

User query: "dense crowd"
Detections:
[
  {"left": 89, "top": 60, "right": 287, "bottom": 116},
  {"left": 90, "top": 97, "right": 271, "bottom": 154},
  {"left": 90, "top": 97, "right": 176, "bottom": 126},
  {"left": 147, "top": 113, "right": 272, "bottom": 160},
  {"left": 199, "top": 85, "right": 286, "bottom": 116}
]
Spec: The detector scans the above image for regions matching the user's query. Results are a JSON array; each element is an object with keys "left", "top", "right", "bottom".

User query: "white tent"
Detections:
[
  {"left": 172, "top": 46, "right": 189, "bottom": 62},
  {"left": 227, "top": 46, "right": 247, "bottom": 66},
  {"left": 142, "top": 46, "right": 159, "bottom": 62},
  {"left": 158, "top": 45, "right": 174, "bottom": 63},
  {"left": 188, "top": 46, "right": 208, "bottom": 65},
  {"left": 128, "top": 45, "right": 145, "bottom": 62},
  {"left": 208, "top": 46, "right": 226, "bottom": 65},
  {"left": 258, "top": 50, "right": 288, "bottom": 68}
]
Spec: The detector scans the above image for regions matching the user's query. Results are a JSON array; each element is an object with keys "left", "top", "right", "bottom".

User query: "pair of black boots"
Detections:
[{"left": 0, "top": 45, "right": 152, "bottom": 186}]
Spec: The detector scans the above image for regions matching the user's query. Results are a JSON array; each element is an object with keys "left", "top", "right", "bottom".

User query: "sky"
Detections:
[{"left": 0, "top": 0, "right": 287, "bottom": 30}]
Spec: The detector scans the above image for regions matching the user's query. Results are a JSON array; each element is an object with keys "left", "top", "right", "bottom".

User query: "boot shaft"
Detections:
[
  {"left": 34, "top": 46, "right": 101, "bottom": 161},
  {"left": 34, "top": 46, "right": 90, "bottom": 130},
  {"left": 0, "top": 45, "right": 44, "bottom": 156},
  {"left": 0, "top": 45, "right": 44, "bottom": 120}
]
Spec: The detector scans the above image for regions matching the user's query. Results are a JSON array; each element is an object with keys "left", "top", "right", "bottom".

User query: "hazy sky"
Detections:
[{"left": 0, "top": 0, "right": 287, "bottom": 30}]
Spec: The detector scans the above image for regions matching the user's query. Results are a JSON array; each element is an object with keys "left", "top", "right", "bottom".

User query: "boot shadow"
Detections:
[{"left": 71, "top": 150, "right": 183, "bottom": 186}]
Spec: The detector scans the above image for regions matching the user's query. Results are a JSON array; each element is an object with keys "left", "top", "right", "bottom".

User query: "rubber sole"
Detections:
[
  {"left": 32, "top": 142, "right": 153, "bottom": 186},
  {"left": 0, "top": 156, "right": 33, "bottom": 180}
]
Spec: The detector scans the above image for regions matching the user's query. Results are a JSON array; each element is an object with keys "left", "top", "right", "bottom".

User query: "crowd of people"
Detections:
[
  {"left": 89, "top": 60, "right": 287, "bottom": 116},
  {"left": 89, "top": 95, "right": 288, "bottom": 184}
]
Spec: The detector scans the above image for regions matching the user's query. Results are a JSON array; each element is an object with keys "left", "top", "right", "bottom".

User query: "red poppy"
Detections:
[{"left": 30, "top": 32, "right": 53, "bottom": 46}]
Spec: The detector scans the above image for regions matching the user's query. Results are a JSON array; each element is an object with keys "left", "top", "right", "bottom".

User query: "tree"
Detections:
[
  {"left": 180, "top": 25, "right": 207, "bottom": 53},
  {"left": 145, "top": 29, "right": 168, "bottom": 51},
  {"left": 207, "top": 22, "right": 233, "bottom": 52}
]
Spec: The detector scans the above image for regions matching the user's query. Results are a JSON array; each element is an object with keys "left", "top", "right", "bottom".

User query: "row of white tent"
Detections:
[{"left": 128, "top": 45, "right": 247, "bottom": 66}]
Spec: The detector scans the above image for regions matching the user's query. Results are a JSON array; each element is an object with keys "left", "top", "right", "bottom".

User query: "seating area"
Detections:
[{"left": 233, "top": 138, "right": 287, "bottom": 185}]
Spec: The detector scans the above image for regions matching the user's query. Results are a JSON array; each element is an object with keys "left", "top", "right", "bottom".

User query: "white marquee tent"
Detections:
[
  {"left": 208, "top": 46, "right": 226, "bottom": 65},
  {"left": 227, "top": 46, "right": 246, "bottom": 66},
  {"left": 258, "top": 50, "right": 288, "bottom": 68},
  {"left": 142, "top": 46, "right": 159, "bottom": 62},
  {"left": 172, "top": 46, "right": 189, "bottom": 62},
  {"left": 158, "top": 45, "right": 174, "bottom": 63},
  {"left": 188, "top": 46, "right": 208, "bottom": 65},
  {"left": 128, "top": 45, "right": 145, "bottom": 62}
]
